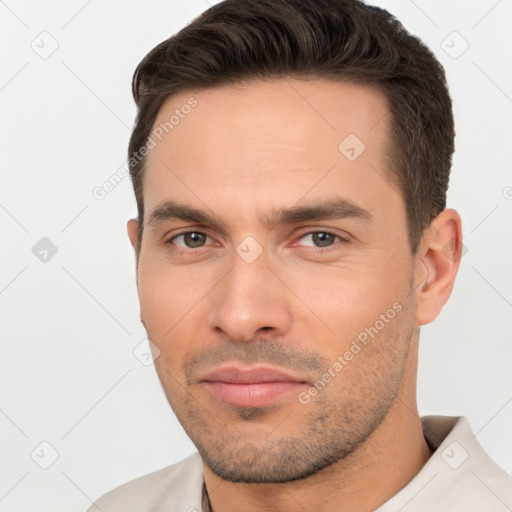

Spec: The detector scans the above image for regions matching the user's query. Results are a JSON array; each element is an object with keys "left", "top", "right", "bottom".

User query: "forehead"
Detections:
[
  {"left": 150, "top": 78, "right": 389, "bottom": 163},
  {"left": 143, "top": 78, "right": 398, "bottom": 223}
]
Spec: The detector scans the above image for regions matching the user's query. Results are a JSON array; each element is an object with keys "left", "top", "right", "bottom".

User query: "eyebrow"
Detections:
[
  {"left": 146, "top": 197, "right": 372, "bottom": 231},
  {"left": 267, "top": 198, "right": 372, "bottom": 226},
  {"left": 147, "top": 201, "right": 226, "bottom": 230}
]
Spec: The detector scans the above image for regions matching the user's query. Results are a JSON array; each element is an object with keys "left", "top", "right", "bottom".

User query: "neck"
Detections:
[{"left": 203, "top": 338, "right": 431, "bottom": 512}]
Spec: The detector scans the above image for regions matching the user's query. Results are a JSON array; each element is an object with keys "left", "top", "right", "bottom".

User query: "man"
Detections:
[{"left": 90, "top": 0, "right": 512, "bottom": 510}]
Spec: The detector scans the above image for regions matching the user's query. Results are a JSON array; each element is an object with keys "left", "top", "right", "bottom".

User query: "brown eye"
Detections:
[
  {"left": 300, "top": 231, "right": 340, "bottom": 248},
  {"left": 172, "top": 232, "right": 209, "bottom": 248}
]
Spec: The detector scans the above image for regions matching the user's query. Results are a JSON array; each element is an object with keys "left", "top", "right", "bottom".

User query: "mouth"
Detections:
[{"left": 199, "top": 365, "right": 309, "bottom": 407}]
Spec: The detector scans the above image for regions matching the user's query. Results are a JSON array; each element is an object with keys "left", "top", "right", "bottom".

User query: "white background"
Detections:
[{"left": 1, "top": 0, "right": 511, "bottom": 510}]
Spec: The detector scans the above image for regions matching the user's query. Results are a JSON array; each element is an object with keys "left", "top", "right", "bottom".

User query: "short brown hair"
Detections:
[{"left": 128, "top": 0, "right": 454, "bottom": 254}]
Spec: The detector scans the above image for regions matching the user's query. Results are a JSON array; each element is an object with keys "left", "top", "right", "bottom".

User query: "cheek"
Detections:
[
  {"left": 137, "top": 272, "right": 174, "bottom": 334},
  {"left": 281, "top": 259, "right": 411, "bottom": 350},
  {"left": 137, "top": 257, "right": 205, "bottom": 333},
  {"left": 136, "top": 260, "right": 213, "bottom": 375}
]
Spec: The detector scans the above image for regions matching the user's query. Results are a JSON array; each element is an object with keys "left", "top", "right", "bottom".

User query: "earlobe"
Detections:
[
  {"left": 414, "top": 209, "right": 462, "bottom": 326},
  {"left": 127, "top": 219, "right": 139, "bottom": 249}
]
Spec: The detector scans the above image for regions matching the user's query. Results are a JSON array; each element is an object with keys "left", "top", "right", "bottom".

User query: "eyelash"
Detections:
[
  {"left": 294, "top": 231, "right": 347, "bottom": 251},
  {"left": 167, "top": 231, "right": 214, "bottom": 251},
  {"left": 166, "top": 230, "right": 348, "bottom": 252}
]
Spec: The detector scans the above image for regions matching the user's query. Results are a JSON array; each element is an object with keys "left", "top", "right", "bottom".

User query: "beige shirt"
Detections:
[{"left": 89, "top": 416, "right": 512, "bottom": 511}]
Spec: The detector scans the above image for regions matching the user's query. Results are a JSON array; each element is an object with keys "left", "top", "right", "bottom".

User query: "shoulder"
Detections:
[
  {"left": 429, "top": 416, "right": 512, "bottom": 509},
  {"left": 379, "top": 416, "right": 512, "bottom": 511},
  {"left": 88, "top": 452, "right": 204, "bottom": 512}
]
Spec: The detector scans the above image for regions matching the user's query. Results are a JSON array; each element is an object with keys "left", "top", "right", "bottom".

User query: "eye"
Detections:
[
  {"left": 298, "top": 231, "right": 343, "bottom": 248},
  {"left": 170, "top": 231, "right": 212, "bottom": 249}
]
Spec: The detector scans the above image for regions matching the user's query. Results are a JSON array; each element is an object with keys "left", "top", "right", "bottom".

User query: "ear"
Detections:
[
  {"left": 127, "top": 219, "right": 139, "bottom": 249},
  {"left": 414, "top": 208, "right": 463, "bottom": 326}
]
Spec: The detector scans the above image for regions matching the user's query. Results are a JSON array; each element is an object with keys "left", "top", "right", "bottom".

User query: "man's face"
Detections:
[{"left": 131, "top": 79, "right": 419, "bottom": 483}]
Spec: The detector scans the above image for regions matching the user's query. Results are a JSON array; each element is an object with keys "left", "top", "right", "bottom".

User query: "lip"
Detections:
[{"left": 200, "top": 365, "right": 308, "bottom": 407}]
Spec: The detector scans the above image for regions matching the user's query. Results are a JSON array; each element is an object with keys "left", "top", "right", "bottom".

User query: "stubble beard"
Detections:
[{"left": 157, "top": 303, "right": 415, "bottom": 484}]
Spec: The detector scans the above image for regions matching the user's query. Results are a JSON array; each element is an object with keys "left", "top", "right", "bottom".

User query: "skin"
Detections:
[{"left": 127, "top": 78, "right": 462, "bottom": 512}]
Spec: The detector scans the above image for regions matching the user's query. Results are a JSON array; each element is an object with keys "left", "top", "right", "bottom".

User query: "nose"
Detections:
[{"left": 208, "top": 253, "right": 293, "bottom": 342}]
